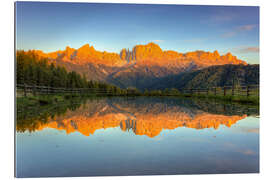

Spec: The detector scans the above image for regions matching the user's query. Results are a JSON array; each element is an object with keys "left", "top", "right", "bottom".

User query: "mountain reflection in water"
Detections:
[{"left": 16, "top": 97, "right": 258, "bottom": 138}]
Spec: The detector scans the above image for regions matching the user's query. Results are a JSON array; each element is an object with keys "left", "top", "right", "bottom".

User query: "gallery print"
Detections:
[{"left": 15, "top": 2, "right": 259, "bottom": 177}]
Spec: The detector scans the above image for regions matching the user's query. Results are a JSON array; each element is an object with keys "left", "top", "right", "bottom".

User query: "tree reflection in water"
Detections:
[{"left": 16, "top": 97, "right": 259, "bottom": 137}]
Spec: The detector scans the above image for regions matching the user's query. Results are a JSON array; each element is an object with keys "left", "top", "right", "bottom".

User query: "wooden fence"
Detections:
[
  {"left": 16, "top": 84, "right": 259, "bottom": 97},
  {"left": 16, "top": 84, "right": 123, "bottom": 97},
  {"left": 180, "top": 84, "right": 259, "bottom": 97}
]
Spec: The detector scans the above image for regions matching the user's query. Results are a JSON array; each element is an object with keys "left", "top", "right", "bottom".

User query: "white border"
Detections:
[{"left": 1, "top": 0, "right": 270, "bottom": 180}]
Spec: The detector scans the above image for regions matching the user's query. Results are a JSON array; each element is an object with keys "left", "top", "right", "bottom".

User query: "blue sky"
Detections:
[{"left": 16, "top": 2, "right": 259, "bottom": 64}]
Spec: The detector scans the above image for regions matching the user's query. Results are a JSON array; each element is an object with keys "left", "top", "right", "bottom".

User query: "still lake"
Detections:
[{"left": 16, "top": 97, "right": 259, "bottom": 177}]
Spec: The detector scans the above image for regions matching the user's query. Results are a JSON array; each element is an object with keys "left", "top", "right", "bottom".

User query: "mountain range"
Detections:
[{"left": 30, "top": 42, "right": 257, "bottom": 90}]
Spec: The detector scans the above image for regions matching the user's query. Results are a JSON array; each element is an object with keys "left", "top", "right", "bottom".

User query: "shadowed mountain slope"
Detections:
[
  {"left": 21, "top": 42, "right": 251, "bottom": 89},
  {"left": 147, "top": 64, "right": 259, "bottom": 90}
]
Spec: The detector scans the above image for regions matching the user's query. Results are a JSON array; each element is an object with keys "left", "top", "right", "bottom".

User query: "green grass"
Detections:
[
  {"left": 16, "top": 94, "right": 83, "bottom": 110},
  {"left": 16, "top": 90, "right": 259, "bottom": 111},
  {"left": 180, "top": 93, "right": 259, "bottom": 105}
]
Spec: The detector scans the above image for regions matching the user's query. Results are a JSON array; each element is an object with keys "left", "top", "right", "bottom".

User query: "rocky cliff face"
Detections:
[
  {"left": 35, "top": 44, "right": 126, "bottom": 67},
  {"left": 120, "top": 42, "right": 246, "bottom": 68},
  {"left": 27, "top": 42, "right": 248, "bottom": 89},
  {"left": 34, "top": 42, "right": 246, "bottom": 68},
  {"left": 115, "top": 43, "right": 247, "bottom": 89}
]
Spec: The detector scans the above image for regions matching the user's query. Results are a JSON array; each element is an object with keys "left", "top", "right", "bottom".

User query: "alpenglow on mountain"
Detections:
[{"left": 27, "top": 42, "right": 249, "bottom": 90}]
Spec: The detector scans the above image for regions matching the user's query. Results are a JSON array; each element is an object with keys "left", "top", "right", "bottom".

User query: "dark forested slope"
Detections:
[{"left": 148, "top": 64, "right": 259, "bottom": 90}]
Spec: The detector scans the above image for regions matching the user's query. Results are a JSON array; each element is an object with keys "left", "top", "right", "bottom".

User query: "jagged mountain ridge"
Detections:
[{"left": 29, "top": 42, "right": 248, "bottom": 89}]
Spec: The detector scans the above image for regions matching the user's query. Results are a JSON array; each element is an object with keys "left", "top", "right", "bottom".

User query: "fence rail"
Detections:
[
  {"left": 16, "top": 84, "right": 259, "bottom": 97},
  {"left": 16, "top": 84, "right": 126, "bottom": 96},
  {"left": 179, "top": 84, "right": 259, "bottom": 97}
]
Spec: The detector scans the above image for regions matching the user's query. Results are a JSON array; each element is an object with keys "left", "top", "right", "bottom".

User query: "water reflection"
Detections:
[
  {"left": 16, "top": 97, "right": 259, "bottom": 177},
  {"left": 16, "top": 97, "right": 258, "bottom": 138}
]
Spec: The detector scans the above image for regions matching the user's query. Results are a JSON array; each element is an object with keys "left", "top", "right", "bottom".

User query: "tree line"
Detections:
[
  {"left": 16, "top": 50, "right": 128, "bottom": 95},
  {"left": 20, "top": 50, "right": 250, "bottom": 97}
]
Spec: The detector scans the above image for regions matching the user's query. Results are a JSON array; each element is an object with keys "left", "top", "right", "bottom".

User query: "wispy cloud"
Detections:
[
  {"left": 211, "top": 15, "right": 234, "bottom": 23},
  {"left": 243, "top": 149, "right": 256, "bottom": 156},
  {"left": 201, "top": 11, "right": 236, "bottom": 24},
  {"left": 132, "top": 40, "right": 164, "bottom": 44},
  {"left": 221, "top": 32, "right": 237, "bottom": 38},
  {"left": 239, "top": 47, "right": 259, "bottom": 53},
  {"left": 237, "top": 24, "right": 256, "bottom": 31},
  {"left": 223, "top": 143, "right": 257, "bottom": 156},
  {"left": 183, "top": 38, "right": 206, "bottom": 43},
  {"left": 153, "top": 39, "right": 164, "bottom": 43},
  {"left": 246, "top": 128, "right": 259, "bottom": 133},
  {"left": 242, "top": 127, "right": 259, "bottom": 134},
  {"left": 233, "top": 46, "right": 259, "bottom": 54},
  {"left": 221, "top": 24, "right": 257, "bottom": 38}
]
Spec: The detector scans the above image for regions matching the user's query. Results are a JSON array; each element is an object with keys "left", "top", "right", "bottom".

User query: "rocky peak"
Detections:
[
  {"left": 64, "top": 46, "right": 76, "bottom": 59},
  {"left": 213, "top": 50, "right": 220, "bottom": 58},
  {"left": 26, "top": 42, "right": 248, "bottom": 68},
  {"left": 78, "top": 43, "right": 90, "bottom": 51},
  {"left": 119, "top": 43, "right": 246, "bottom": 67},
  {"left": 76, "top": 44, "right": 92, "bottom": 58},
  {"left": 120, "top": 48, "right": 133, "bottom": 62},
  {"left": 225, "top": 52, "right": 233, "bottom": 60}
]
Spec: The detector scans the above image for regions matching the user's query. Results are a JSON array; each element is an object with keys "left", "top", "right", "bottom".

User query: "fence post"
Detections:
[
  {"left": 33, "top": 85, "right": 36, "bottom": 96},
  {"left": 247, "top": 85, "right": 250, "bottom": 97},
  {"left": 223, "top": 87, "right": 226, "bottom": 96},
  {"left": 207, "top": 88, "right": 209, "bottom": 96},
  {"left": 24, "top": 84, "right": 27, "bottom": 97},
  {"left": 232, "top": 85, "right": 234, "bottom": 96},
  {"left": 214, "top": 87, "right": 217, "bottom": 96}
]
